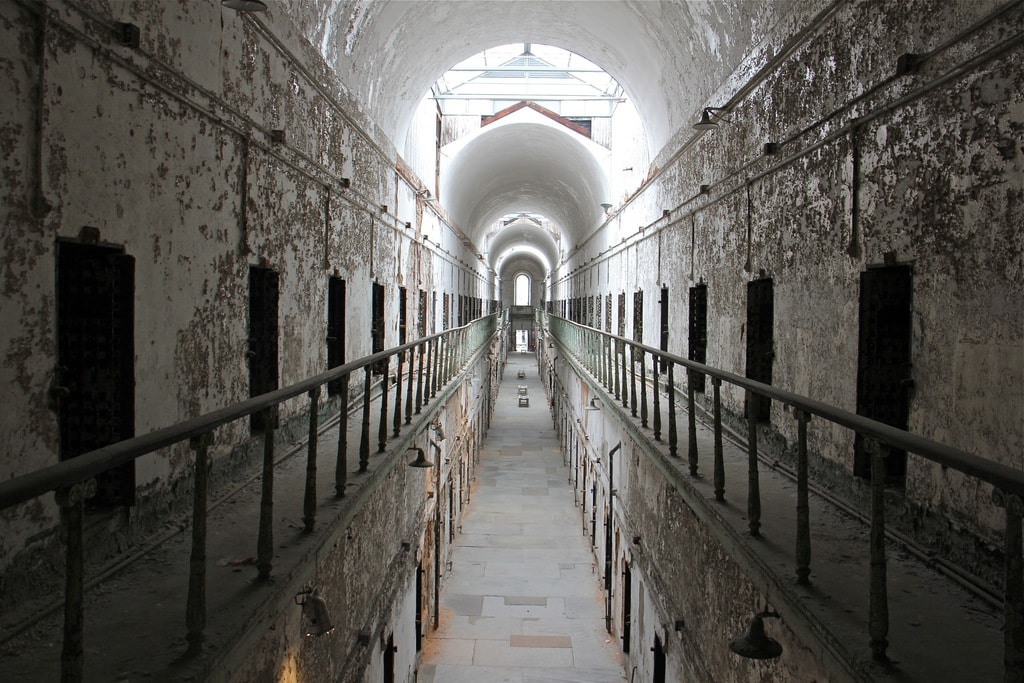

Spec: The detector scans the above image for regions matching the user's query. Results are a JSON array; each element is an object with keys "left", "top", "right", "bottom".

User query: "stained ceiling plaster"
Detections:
[{"left": 298, "top": 0, "right": 797, "bottom": 270}]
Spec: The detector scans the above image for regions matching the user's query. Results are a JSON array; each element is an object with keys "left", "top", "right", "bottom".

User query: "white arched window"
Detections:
[{"left": 514, "top": 273, "right": 531, "bottom": 306}]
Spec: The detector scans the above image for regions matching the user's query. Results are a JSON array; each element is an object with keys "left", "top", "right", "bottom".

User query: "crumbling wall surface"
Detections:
[
  {"left": 0, "top": 0, "right": 483, "bottom": 617},
  {"left": 566, "top": 0, "right": 1023, "bottom": 556}
]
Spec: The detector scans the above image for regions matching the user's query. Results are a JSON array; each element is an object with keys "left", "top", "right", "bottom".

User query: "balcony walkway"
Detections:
[{"left": 418, "top": 352, "right": 626, "bottom": 683}]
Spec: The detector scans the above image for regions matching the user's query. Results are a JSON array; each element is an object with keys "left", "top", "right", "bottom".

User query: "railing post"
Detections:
[
  {"left": 639, "top": 348, "right": 648, "bottom": 428},
  {"left": 867, "top": 437, "right": 889, "bottom": 661},
  {"left": 621, "top": 341, "right": 629, "bottom": 409},
  {"left": 629, "top": 344, "right": 637, "bottom": 417},
  {"left": 303, "top": 387, "right": 320, "bottom": 532},
  {"left": 424, "top": 338, "right": 434, "bottom": 404},
  {"left": 687, "top": 370, "right": 698, "bottom": 476},
  {"left": 257, "top": 406, "right": 277, "bottom": 580},
  {"left": 712, "top": 377, "right": 724, "bottom": 501},
  {"left": 992, "top": 489, "right": 1024, "bottom": 682},
  {"left": 614, "top": 339, "right": 622, "bottom": 404},
  {"left": 335, "top": 373, "right": 349, "bottom": 497},
  {"left": 378, "top": 358, "right": 390, "bottom": 453},
  {"left": 393, "top": 352, "right": 404, "bottom": 436},
  {"left": 415, "top": 342, "right": 425, "bottom": 414},
  {"left": 186, "top": 433, "right": 211, "bottom": 651},
  {"left": 359, "top": 367, "right": 372, "bottom": 472},
  {"left": 667, "top": 361, "right": 678, "bottom": 458},
  {"left": 405, "top": 348, "right": 414, "bottom": 425},
  {"left": 746, "top": 392, "right": 761, "bottom": 537},
  {"left": 652, "top": 356, "right": 662, "bottom": 441},
  {"left": 57, "top": 478, "right": 95, "bottom": 683},
  {"left": 795, "top": 409, "right": 811, "bottom": 584}
]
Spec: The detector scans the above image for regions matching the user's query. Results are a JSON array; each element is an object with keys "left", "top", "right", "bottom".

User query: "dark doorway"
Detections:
[
  {"left": 604, "top": 510, "right": 613, "bottom": 632},
  {"left": 398, "top": 286, "right": 408, "bottom": 345},
  {"left": 371, "top": 281, "right": 385, "bottom": 374},
  {"left": 688, "top": 284, "right": 708, "bottom": 392},
  {"left": 56, "top": 241, "right": 136, "bottom": 507},
  {"left": 622, "top": 563, "right": 632, "bottom": 653},
  {"left": 632, "top": 290, "right": 644, "bottom": 342},
  {"left": 745, "top": 277, "right": 774, "bottom": 422},
  {"left": 659, "top": 286, "right": 669, "bottom": 371},
  {"left": 382, "top": 632, "right": 395, "bottom": 683},
  {"left": 415, "top": 561, "right": 424, "bottom": 652},
  {"left": 327, "top": 276, "right": 346, "bottom": 395},
  {"left": 419, "top": 290, "right": 428, "bottom": 338},
  {"left": 855, "top": 265, "right": 912, "bottom": 482},
  {"left": 653, "top": 634, "right": 666, "bottom": 683},
  {"left": 248, "top": 265, "right": 279, "bottom": 432}
]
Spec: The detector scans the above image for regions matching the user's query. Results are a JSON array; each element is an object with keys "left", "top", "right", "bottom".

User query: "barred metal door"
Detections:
[
  {"left": 855, "top": 265, "right": 912, "bottom": 481},
  {"left": 57, "top": 241, "right": 136, "bottom": 506},
  {"left": 248, "top": 266, "right": 279, "bottom": 431},
  {"left": 689, "top": 284, "right": 708, "bottom": 392},
  {"left": 745, "top": 278, "right": 774, "bottom": 421},
  {"left": 327, "top": 276, "right": 346, "bottom": 395}
]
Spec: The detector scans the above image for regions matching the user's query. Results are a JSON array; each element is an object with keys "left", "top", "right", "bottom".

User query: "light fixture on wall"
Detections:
[
  {"left": 294, "top": 590, "right": 334, "bottom": 637},
  {"left": 222, "top": 0, "right": 267, "bottom": 11},
  {"left": 600, "top": 202, "right": 612, "bottom": 215},
  {"left": 585, "top": 398, "right": 601, "bottom": 411},
  {"left": 407, "top": 447, "right": 433, "bottom": 468},
  {"left": 693, "top": 107, "right": 731, "bottom": 131},
  {"left": 729, "top": 610, "right": 783, "bottom": 659}
]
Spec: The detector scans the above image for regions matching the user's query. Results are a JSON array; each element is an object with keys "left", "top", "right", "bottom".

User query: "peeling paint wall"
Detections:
[
  {"left": 0, "top": 0, "right": 491, "bottom": 598},
  {"left": 555, "top": 0, "right": 1023, "bottom": 562}
]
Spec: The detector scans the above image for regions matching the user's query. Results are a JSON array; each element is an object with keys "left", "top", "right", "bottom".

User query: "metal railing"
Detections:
[
  {"left": 0, "top": 312, "right": 502, "bottom": 683},
  {"left": 540, "top": 311, "right": 1024, "bottom": 681}
]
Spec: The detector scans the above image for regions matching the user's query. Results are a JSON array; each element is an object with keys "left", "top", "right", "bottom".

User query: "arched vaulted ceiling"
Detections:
[
  {"left": 487, "top": 220, "right": 560, "bottom": 274},
  {"left": 444, "top": 122, "right": 608, "bottom": 249},
  {"left": 310, "top": 1, "right": 794, "bottom": 157},
  {"left": 295, "top": 0, "right": 800, "bottom": 272}
]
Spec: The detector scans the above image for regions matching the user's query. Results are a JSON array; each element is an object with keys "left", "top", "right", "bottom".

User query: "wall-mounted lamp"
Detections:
[
  {"left": 729, "top": 611, "right": 782, "bottom": 659},
  {"left": 294, "top": 590, "right": 334, "bottom": 637},
  {"left": 600, "top": 202, "right": 612, "bottom": 214},
  {"left": 698, "top": 184, "right": 710, "bottom": 195},
  {"left": 222, "top": 0, "right": 267, "bottom": 11},
  {"left": 585, "top": 398, "right": 601, "bottom": 411},
  {"left": 407, "top": 447, "right": 433, "bottom": 468},
  {"left": 270, "top": 129, "right": 286, "bottom": 145},
  {"left": 340, "top": 177, "right": 351, "bottom": 188},
  {"left": 693, "top": 107, "right": 731, "bottom": 131},
  {"left": 674, "top": 619, "right": 686, "bottom": 632},
  {"left": 763, "top": 142, "right": 779, "bottom": 156},
  {"left": 895, "top": 52, "right": 920, "bottom": 77}
]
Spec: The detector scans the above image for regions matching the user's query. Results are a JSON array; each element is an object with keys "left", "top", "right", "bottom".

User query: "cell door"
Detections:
[
  {"left": 327, "top": 276, "right": 346, "bottom": 395},
  {"left": 653, "top": 634, "right": 666, "bottom": 683},
  {"left": 745, "top": 278, "right": 774, "bottom": 422},
  {"left": 855, "top": 265, "right": 912, "bottom": 482},
  {"left": 57, "top": 241, "right": 136, "bottom": 507},
  {"left": 249, "top": 266, "right": 279, "bottom": 431},
  {"left": 689, "top": 284, "right": 708, "bottom": 392},
  {"left": 398, "top": 286, "right": 408, "bottom": 345},
  {"left": 622, "top": 563, "right": 632, "bottom": 652},
  {"left": 383, "top": 632, "right": 395, "bottom": 683},
  {"left": 415, "top": 561, "right": 424, "bottom": 651},
  {"left": 632, "top": 290, "right": 644, "bottom": 342},
  {"left": 659, "top": 287, "right": 669, "bottom": 372},
  {"left": 371, "top": 281, "right": 385, "bottom": 374}
]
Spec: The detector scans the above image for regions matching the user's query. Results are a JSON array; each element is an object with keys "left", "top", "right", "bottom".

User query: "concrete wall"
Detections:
[
  {"left": 0, "top": 0, "right": 491, "bottom": 592},
  {"left": 552, "top": 0, "right": 1023, "bottom": 560}
]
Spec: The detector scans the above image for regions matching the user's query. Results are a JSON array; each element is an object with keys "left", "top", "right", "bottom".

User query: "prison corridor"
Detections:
[{"left": 417, "top": 352, "right": 626, "bottom": 683}]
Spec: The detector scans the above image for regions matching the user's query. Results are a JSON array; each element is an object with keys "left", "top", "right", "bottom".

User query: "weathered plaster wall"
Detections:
[
  {"left": 0, "top": 0, "right": 492, "bottom": 596},
  {"left": 554, "top": 0, "right": 1023, "bottom": 556}
]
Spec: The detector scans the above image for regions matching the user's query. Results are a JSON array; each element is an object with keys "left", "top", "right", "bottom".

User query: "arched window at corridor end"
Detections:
[{"left": 514, "top": 273, "right": 531, "bottom": 307}]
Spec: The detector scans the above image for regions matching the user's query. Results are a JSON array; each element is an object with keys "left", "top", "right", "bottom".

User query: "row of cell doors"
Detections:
[
  {"left": 554, "top": 266, "right": 913, "bottom": 482},
  {"left": 54, "top": 246, "right": 381, "bottom": 507}
]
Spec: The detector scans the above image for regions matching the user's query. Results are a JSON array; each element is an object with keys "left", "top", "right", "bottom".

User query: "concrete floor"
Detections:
[{"left": 417, "top": 353, "right": 627, "bottom": 683}]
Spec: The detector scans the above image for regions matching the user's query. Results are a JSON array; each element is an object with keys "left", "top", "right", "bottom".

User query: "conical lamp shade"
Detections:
[{"left": 729, "top": 615, "right": 782, "bottom": 659}]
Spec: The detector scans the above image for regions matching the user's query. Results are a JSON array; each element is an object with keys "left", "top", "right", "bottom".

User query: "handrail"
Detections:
[
  {"left": 0, "top": 309, "right": 505, "bottom": 682},
  {"left": 542, "top": 310, "right": 1023, "bottom": 679},
  {"left": 545, "top": 314, "right": 1024, "bottom": 496},
  {"left": 0, "top": 316, "right": 498, "bottom": 511}
]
